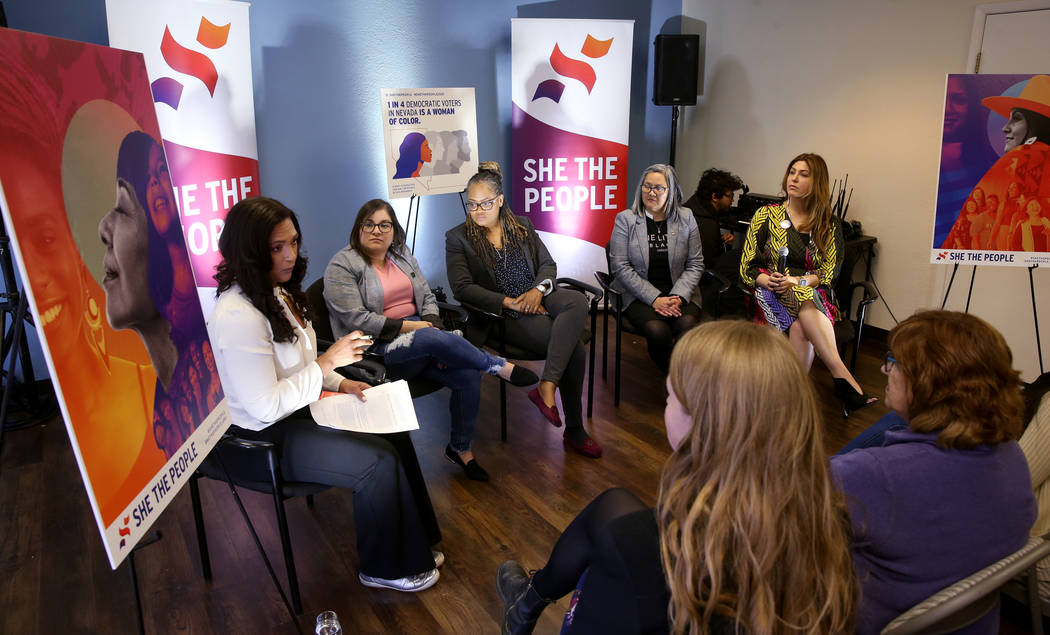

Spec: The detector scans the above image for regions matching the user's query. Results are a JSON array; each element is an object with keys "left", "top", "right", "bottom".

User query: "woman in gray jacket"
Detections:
[
  {"left": 609, "top": 164, "right": 705, "bottom": 373},
  {"left": 324, "top": 199, "right": 537, "bottom": 481}
]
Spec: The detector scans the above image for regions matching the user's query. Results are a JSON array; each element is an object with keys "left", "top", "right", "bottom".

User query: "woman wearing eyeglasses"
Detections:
[
  {"left": 830, "top": 310, "right": 1035, "bottom": 633},
  {"left": 324, "top": 199, "right": 539, "bottom": 482},
  {"left": 445, "top": 162, "right": 602, "bottom": 458},
  {"left": 608, "top": 163, "right": 704, "bottom": 374}
]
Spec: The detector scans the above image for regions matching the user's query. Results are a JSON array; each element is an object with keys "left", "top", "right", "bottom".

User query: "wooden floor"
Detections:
[{"left": 0, "top": 318, "right": 1037, "bottom": 633}]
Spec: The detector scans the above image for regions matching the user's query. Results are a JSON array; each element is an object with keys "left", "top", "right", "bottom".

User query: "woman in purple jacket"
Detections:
[{"left": 830, "top": 310, "right": 1036, "bottom": 634}]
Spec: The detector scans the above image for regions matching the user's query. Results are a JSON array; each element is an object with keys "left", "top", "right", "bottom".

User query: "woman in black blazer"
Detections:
[{"left": 445, "top": 162, "right": 601, "bottom": 458}]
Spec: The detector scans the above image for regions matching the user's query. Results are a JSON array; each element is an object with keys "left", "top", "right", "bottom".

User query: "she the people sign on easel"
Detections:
[
  {"left": 380, "top": 87, "right": 479, "bottom": 199},
  {"left": 933, "top": 73, "right": 1050, "bottom": 267},
  {"left": 0, "top": 30, "right": 229, "bottom": 568}
]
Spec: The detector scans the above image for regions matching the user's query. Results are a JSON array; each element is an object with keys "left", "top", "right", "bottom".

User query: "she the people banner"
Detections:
[
  {"left": 381, "top": 87, "right": 479, "bottom": 199},
  {"left": 511, "top": 18, "right": 633, "bottom": 280},
  {"left": 933, "top": 73, "right": 1050, "bottom": 267},
  {"left": 106, "top": 0, "right": 260, "bottom": 304},
  {"left": 0, "top": 29, "right": 229, "bottom": 568}
]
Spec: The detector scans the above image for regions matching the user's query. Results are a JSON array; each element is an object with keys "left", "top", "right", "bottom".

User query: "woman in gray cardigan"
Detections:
[
  {"left": 324, "top": 199, "right": 537, "bottom": 481},
  {"left": 609, "top": 164, "right": 705, "bottom": 373}
]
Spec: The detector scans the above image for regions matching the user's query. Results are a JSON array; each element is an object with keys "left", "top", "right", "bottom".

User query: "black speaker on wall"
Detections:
[{"left": 653, "top": 34, "right": 700, "bottom": 106}]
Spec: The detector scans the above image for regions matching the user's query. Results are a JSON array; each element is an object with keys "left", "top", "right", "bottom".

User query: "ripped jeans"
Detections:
[{"left": 374, "top": 322, "right": 506, "bottom": 453}]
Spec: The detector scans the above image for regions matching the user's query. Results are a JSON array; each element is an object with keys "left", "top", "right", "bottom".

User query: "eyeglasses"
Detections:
[
  {"left": 641, "top": 183, "right": 668, "bottom": 194},
  {"left": 883, "top": 351, "right": 898, "bottom": 372},
  {"left": 362, "top": 221, "right": 393, "bottom": 233},
  {"left": 466, "top": 197, "right": 498, "bottom": 212},
  {"left": 719, "top": 192, "right": 734, "bottom": 199}
]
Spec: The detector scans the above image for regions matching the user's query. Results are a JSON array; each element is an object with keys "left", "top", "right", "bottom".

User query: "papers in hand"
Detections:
[{"left": 309, "top": 380, "right": 419, "bottom": 434}]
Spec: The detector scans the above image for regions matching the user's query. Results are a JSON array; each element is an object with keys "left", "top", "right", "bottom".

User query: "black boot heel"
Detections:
[{"left": 496, "top": 561, "right": 553, "bottom": 635}]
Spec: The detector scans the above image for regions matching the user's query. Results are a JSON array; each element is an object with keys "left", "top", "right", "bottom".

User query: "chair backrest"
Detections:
[
  {"left": 305, "top": 278, "right": 334, "bottom": 342},
  {"left": 880, "top": 536, "right": 1050, "bottom": 634}
]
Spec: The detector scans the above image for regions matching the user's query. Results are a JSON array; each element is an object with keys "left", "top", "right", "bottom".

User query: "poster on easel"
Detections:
[
  {"left": 380, "top": 87, "right": 479, "bottom": 199},
  {"left": 0, "top": 29, "right": 229, "bottom": 569},
  {"left": 932, "top": 73, "right": 1050, "bottom": 267}
]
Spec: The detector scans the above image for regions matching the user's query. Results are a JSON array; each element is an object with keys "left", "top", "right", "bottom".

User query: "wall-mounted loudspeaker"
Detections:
[{"left": 653, "top": 34, "right": 700, "bottom": 106}]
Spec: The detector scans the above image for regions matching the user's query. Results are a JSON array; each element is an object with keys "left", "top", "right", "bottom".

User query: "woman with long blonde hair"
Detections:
[{"left": 495, "top": 321, "right": 856, "bottom": 634}]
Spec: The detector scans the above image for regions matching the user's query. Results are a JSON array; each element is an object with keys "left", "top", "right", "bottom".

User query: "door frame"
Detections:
[{"left": 968, "top": 0, "right": 1050, "bottom": 72}]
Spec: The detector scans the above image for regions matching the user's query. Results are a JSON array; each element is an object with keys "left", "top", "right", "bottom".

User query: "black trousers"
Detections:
[
  {"left": 502, "top": 288, "right": 588, "bottom": 429},
  {"left": 623, "top": 300, "right": 702, "bottom": 374},
  {"left": 235, "top": 409, "right": 439, "bottom": 580}
]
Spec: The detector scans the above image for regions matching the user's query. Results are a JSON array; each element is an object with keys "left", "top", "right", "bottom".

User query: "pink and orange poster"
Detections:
[
  {"left": 933, "top": 74, "right": 1050, "bottom": 267},
  {"left": 0, "top": 28, "right": 229, "bottom": 568}
]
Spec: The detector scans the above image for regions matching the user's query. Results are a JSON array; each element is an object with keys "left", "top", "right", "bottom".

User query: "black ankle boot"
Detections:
[{"left": 495, "top": 561, "right": 552, "bottom": 635}]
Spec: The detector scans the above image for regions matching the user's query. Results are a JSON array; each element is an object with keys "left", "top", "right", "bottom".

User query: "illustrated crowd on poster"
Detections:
[{"left": 934, "top": 73, "right": 1050, "bottom": 265}]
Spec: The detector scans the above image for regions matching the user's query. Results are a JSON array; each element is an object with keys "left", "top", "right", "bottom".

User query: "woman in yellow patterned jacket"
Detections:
[{"left": 740, "top": 152, "right": 876, "bottom": 414}]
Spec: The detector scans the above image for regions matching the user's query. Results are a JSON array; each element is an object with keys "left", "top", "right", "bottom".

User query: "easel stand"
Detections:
[
  {"left": 940, "top": 263, "right": 1044, "bottom": 375},
  {"left": 406, "top": 195, "right": 422, "bottom": 254},
  {"left": 126, "top": 531, "right": 163, "bottom": 635}
]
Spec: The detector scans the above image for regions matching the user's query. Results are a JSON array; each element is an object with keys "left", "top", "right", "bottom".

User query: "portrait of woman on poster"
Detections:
[
  {"left": 102, "top": 131, "right": 221, "bottom": 459},
  {"left": 0, "top": 80, "right": 166, "bottom": 526},
  {"left": 943, "top": 74, "right": 1050, "bottom": 251},
  {"left": 393, "top": 132, "right": 433, "bottom": 178}
]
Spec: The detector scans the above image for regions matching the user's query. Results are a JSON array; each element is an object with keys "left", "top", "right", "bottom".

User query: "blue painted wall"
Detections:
[{"left": 2, "top": 0, "right": 681, "bottom": 378}]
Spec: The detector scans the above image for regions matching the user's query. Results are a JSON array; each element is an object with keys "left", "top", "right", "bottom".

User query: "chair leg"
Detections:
[
  {"left": 188, "top": 473, "right": 212, "bottom": 581},
  {"left": 587, "top": 298, "right": 596, "bottom": 418},
  {"left": 614, "top": 306, "right": 622, "bottom": 408},
  {"left": 500, "top": 376, "right": 507, "bottom": 442},
  {"left": 273, "top": 492, "right": 303, "bottom": 615},
  {"left": 1028, "top": 565, "right": 1044, "bottom": 635},
  {"left": 602, "top": 298, "right": 609, "bottom": 380},
  {"left": 305, "top": 494, "right": 315, "bottom": 509}
]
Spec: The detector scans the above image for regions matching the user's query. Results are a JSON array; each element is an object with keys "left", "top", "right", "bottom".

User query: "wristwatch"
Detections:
[
  {"left": 798, "top": 276, "right": 809, "bottom": 287},
  {"left": 535, "top": 281, "right": 550, "bottom": 295}
]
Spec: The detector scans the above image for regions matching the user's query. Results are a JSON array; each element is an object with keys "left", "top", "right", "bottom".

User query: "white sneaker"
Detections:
[{"left": 359, "top": 568, "right": 439, "bottom": 592}]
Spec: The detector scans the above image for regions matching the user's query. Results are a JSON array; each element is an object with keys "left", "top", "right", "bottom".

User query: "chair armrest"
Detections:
[
  {"left": 458, "top": 299, "right": 502, "bottom": 320},
  {"left": 218, "top": 433, "right": 276, "bottom": 451},
  {"left": 854, "top": 280, "right": 877, "bottom": 307},
  {"left": 436, "top": 301, "right": 470, "bottom": 322},
  {"left": 556, "top": 277, "right": 603, "bottom": 303},
  {"left": 703, "top": 269, "right": 732, "bottom": 295}
]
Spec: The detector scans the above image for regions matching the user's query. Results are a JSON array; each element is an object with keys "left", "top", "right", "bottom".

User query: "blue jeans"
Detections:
[
  {"left": 836, "top": 411, "right": 908, "bottom": 455},
  {"left": 375, "top": 325, "right": 504, "bottom": 453}
]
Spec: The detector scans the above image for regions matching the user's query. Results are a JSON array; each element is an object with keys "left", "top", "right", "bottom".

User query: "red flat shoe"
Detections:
[
  {"left": 564, "top": 433, "right": 602, "bottom": 458},
  {"left": 528, "top": 387, "right": 562, "bottom": 427}
]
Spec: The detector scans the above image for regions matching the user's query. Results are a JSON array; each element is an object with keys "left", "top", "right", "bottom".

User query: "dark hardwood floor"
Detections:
[{"left": 0, "top": 318, "right": 1038, "bottom": 633}]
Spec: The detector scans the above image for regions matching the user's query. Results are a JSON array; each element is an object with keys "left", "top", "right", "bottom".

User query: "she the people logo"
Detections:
[
  {"left": 151, "top": 17, "right": 231, "bottom": 111},
  {"left": 532, "top": 34, "right": 613, "bottom": 104}
]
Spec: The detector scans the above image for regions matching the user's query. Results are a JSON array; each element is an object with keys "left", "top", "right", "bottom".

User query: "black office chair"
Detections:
[
  {"left": 832, "top": 239, "right": 878, "bottom": 373},
  {"left": 189, "top": 434, "right": 323, "bottom": 615},
  {"left": 305, "top": 277, "right": 469, "bottom": 399},
  {"left": 594, "top": 261, "right": 730, "bottom": 407},
  {"left": 455, "top": 277, "right": 603, "bottom": 440}
]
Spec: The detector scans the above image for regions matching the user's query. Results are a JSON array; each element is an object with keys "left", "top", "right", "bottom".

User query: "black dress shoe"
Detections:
[
  {"left": 506, "top": 364, "right": 539, "bottom": 387},
  {"left": 445, "top": 445, "right": 490, "bottom": 481}
]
